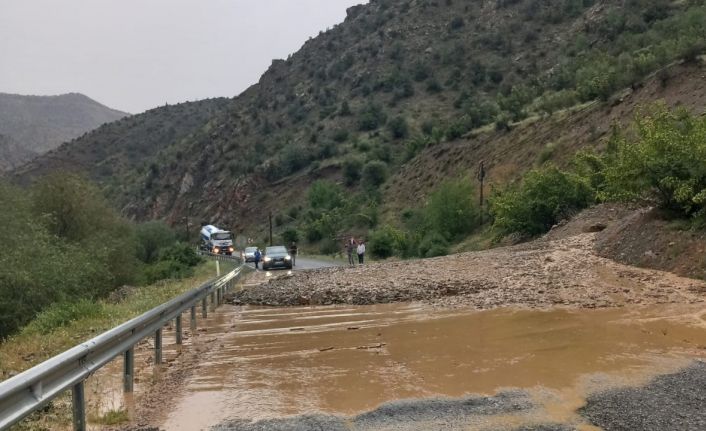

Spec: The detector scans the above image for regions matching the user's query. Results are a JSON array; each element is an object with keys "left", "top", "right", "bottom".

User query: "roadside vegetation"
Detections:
[
  {"left": 275, "top": 104, "right": 706, "bottom": 260},
  {"left": 0, "top": 173, "right": 203, "bottom": 339},
  {"left": 0, "top": 260, "right": 221, "bottom": 430}
]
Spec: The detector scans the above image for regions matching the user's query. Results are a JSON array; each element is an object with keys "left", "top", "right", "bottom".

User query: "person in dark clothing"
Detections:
[
  {"left": 346, "top": 237, "right": 356, "bottom": 266},
  {"left": 289, "top": 242, "right": 298, "bottom": 266},
  {"left": 254, "top": 248, "right": 261, "bottom": 270}
]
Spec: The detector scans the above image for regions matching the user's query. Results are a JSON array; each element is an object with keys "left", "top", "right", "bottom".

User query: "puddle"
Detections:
[{"left": 160, "top": 303, "right": 706, "bottom": 430}]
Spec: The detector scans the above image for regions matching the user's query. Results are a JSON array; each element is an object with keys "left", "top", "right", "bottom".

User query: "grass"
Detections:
[
  {"left": 90, "top": 408, "right": 129, "bottom": 425},
  {"left": 450, "top": 226, "right": 497, "bottom": 254},
  {"left": 0, "top": 260, "right": 222, "bottom": 377}
]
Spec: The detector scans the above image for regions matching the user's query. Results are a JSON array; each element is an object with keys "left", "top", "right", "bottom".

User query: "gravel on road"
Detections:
[
  {"left": 210, "top": 390, "right": 571, "bottom": 431},
  {"left": 231, "top": 233, "right": 705, "bottom": 309},
  {"left": 581, "top": 360, "right": 706, "bottom": 431}
]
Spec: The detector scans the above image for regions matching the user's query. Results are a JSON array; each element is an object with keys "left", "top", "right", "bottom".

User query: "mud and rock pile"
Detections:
[{"left": 231, "top": 233, "right": 706, "bottom": 309}]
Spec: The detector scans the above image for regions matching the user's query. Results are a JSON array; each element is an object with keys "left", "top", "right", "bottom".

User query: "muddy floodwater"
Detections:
[{"left": 159, "top": 303, "right": 706, "bottom": 430}]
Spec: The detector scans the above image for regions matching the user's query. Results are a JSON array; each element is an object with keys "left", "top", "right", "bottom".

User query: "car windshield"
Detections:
[
  {"left": 213, "top": 232, "right": 232, "bottom": 240},
  {"left": 266, "top": 246, "right": 287, "bottom": 254},
  {"left": 244, "top": 247, "right": 257, "bottom": 253}
]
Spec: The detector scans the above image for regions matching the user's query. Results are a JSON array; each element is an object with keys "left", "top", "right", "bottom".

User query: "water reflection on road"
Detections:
[{"left": 161, "top": 303, "right": 706, "bottom": 430}]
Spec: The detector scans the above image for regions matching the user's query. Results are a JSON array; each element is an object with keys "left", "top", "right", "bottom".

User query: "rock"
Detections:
[{"left": 585, "top": 222, "right": 608, "bottom": 232}]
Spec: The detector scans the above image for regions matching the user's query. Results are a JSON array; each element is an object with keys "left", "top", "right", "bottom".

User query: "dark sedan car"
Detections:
[{"left": 262, "top": 245, "right": 293, "bottom": 270}]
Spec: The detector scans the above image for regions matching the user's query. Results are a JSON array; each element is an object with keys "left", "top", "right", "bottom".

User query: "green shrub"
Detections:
[
  {"left": 601, "top": 105, "right": 706, "bottom": 218},
  {"left": 343, "top": 157, "right": 364, "bottom": 186},
  {"left": 158, "top": 243, "right": 202, "bottom": 267},
  {"left": 368, "top": 225, "right": 398, "bottom": 258},
  {"left": 332, "top": 129, "right": 349, "bottom": 143},
  {"left": 357, "top": 102, "right": 387, "bottom": 131},
  {"left": 362, "top": 160, "right": 389, "bottom": 189},
  {"left": 141, "top": 259, "right": 194, "bottom": 285},
  {"left": 282, "top": 229, "right": 300, "bottom": 244},
  {"left": 388, "top": 116, "right": 409, "bottom": 139},
  {"left": 490, "top": 165, "right": 595, "bottom": 237},
  {"left": 417, "top": 231, "right": 449, "bottom": 258},
  {"left": 23, "top": 300, "right": 104, "bottom": 334},
  {"left": 308, "top": 180, "right": 345, "bottom": 210},
  {"left": 136, "top": 221, "right": 176, "bottom": 264},
  {"left": 424, "top": 178, "right": 478, "bottom": 241}
]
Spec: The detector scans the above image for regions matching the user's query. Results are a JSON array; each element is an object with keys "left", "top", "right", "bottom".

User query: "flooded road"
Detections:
[{"left": 159, "top": 302, "right": 706, "bottom": 430}]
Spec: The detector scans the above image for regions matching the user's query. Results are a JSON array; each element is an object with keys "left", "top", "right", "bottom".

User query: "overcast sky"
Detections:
[{"left": 0, "top": 0, "right": 366, "bottom": 113}]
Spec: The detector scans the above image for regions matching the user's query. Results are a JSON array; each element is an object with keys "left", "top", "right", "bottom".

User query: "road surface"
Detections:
[{"left": 243, "top": 255, "right": 342, "bottom": 272}]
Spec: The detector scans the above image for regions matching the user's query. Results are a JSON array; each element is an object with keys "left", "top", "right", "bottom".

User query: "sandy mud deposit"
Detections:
[
  {"left": 231, "top": 233, "right": 705, "bottom": 309},
  {"left": 155, "top": 302, "right": 706, "bottom": 430}
]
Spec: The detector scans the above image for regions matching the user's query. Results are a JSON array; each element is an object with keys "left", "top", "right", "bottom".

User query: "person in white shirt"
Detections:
[{"left": 357, "top": 241, "right": 366, "bottom": 265}]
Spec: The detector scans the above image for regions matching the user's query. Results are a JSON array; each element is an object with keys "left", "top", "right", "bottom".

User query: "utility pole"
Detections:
[
  {"left": 477, "top": 160, "right": 486, "bottom": 226},
  {"left": 268, "top": 211, "right": 273, "bottom": 246}
]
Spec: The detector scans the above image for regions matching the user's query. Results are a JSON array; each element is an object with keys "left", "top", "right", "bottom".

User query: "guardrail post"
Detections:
[
  {"left": 175, "top": 315, "right": 183, "bottom": 345},
  {"left": 123, "top": 347, "right": 134, "bottom": 393},
  {"left": 154, "top": 328, "right": 162, "bottom": 364},
  {"left": 211, "top": 291, "right": 216, "bottom": 310},
  {"left": 190, "top": 306, "right": 197, "bottom": 331},
  {"left": 216, "top": 260, "right": 221, "bottom": 277},
  {"left": 72, "top": 381, "right": 86, "bottom": 431},
  {"left": 202, "top": 297, "right": 208, "bottom": 318}
]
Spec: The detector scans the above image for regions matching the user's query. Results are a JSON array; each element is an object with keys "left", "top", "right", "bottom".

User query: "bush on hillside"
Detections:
[
  {"left": 418, "top": 231, "right": 449, "bottom": 258},
  {"left": 136, "top": 221, "right": 177, "bottom": 264},
  {"left": 343, "top": 157, "right": 364, "bottom": 186},
  {"left": 424, "top": 178, "right": 479, "bottom": 241},
  {"left": 308, "top": 180, "right": 345, "bottom": 210},
  {"left": 357, "top": 103, "right": 387, "bottom": 131},
  {"left": 601, "top": 105, "right": 706, "bottom": 218},
  {"left": 368, "top": 225, "right": 399, "bottom": 259},
  {"left": 362, "top": 160, "right": 389, "bottom": 189},
  {"left": 490, "top": 166, "right": 595, "bottom": 237},
  {"left": 388, "top": 116, "right": 409, "bottom": 139},
  {"left": 281, "top": 228, "right": 300, "bottom": 244}
]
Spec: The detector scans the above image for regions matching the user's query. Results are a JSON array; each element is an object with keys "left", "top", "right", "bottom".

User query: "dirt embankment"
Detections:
[{"left": 231, "top": 220, "right": 706, "bottom": 309}]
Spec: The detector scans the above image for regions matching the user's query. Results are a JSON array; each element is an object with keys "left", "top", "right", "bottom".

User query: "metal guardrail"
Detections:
[{"left": 0, "top": 257, "right": 247, "bottom": 430}]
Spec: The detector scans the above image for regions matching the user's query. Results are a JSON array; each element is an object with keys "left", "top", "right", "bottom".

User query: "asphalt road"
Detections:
[{"left": 244, "top": 255, "right": 341, "bottom": 272}]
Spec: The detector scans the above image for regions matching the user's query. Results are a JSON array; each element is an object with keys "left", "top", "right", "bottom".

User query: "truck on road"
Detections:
[{"left": 200, "top": 225, "right": 235, "bottom": 255}]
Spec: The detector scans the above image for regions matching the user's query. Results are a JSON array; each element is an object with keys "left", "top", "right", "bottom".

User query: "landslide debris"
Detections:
[{"left": 231, "top": 232, "right": 705, "bottom": 309}]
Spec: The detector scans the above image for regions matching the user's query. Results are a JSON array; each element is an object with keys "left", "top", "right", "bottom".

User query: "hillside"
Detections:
[
  {"left": 0, "top": 92, "right": 128, "bottom": 171},
  {"left": 15, "top": 0, "right": 706, "bottom": 237},
  {"left": 0, "top": 134, "right": 35, "bottom": 172}
]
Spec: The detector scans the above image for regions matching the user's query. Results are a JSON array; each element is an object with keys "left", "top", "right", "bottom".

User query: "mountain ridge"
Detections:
[
  {"left": 0, "top": 92, "right": 128, "bottom": 171},
  {"left": 14, "top": 0, "right": 706, "bottom": 238}
]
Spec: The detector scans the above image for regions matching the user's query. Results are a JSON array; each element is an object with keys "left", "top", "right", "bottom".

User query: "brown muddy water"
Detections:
[{"left": 151, "top": 302, "right": 706, "bottom": 430}]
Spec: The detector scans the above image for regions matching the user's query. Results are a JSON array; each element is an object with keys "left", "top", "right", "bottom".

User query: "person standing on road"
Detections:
[
  {"left": 289, "top": 242, "right": 298, "bottom": 266},
  {"left": 357, "top": 240, "right": 366, "bottom": 265},
  {"left": 346, "top": 237, "right": 356, "bottom": 266},
  {"left": 254, "top": 248, "right": 261, "bottom": 270}
]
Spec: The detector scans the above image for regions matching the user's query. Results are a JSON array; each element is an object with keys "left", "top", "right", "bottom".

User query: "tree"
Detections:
[
  {"left": 308, "top": 180, "right": 344, "bottom": 210},
  {"left": 136, "top": 221, "right": 177, "bottom": 264},
  {"left": 343, "top": 157, "right": 364, "bottom": 186},
  {"left": 388, "top": 116, "right": 409, "bottom": 139},
  {"left": 362, "top": 160, "right": 389, "bottom": 189},
  {"left": 424, "top": 178, "right": 478, "bottom": 241},
  {"left": 490, "top": 165, "right": 594, "bottom": 237},
  {"left": 601, "top": 105, "right": 706, "bottom": 218},
  {"left": 357, "top": 103, "right": 387, "bottom": 131}
]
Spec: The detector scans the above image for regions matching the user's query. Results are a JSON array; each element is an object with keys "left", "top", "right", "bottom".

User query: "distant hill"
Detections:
[
  {"left": 0, "top": 92, "right": 128, "bottom": 171},
  {"left": 16, "top": 0, "right": 706, "bottom": 236},
  {"left": 0, "top": 134, "right": 35, "bottom": 172}
]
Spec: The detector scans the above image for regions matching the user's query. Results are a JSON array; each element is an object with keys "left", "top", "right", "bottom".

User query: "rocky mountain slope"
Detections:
[
  {"left": 15, "top": 0, "right": 706, "bottom": 233},
  {"left": 0, "top": 92, "right": 127, "bottom": 171},
  {"left": 0, "top": 134, "right": 35, "bottom": 172}
]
